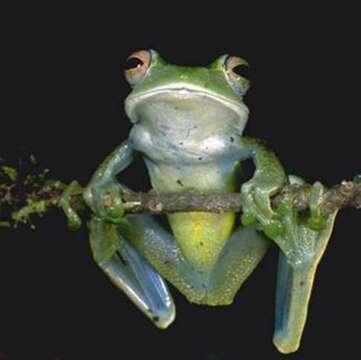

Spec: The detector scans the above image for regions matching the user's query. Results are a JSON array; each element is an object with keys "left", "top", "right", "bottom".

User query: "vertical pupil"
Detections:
[{"left": 125, "top": 57, "right": 144, "bottom": 70}]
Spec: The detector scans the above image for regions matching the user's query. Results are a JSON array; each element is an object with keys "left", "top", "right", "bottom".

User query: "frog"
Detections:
[{"left": 60, "top": 50, "right": 338, "bottom": 354}]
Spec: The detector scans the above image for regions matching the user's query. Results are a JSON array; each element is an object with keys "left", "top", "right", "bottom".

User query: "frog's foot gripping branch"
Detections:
[
  {"left": 243, "top": 178, "right": 339, "bottom": 353},
  {"left": 272, "top": 182, "right": 337, "bottom": 353}
]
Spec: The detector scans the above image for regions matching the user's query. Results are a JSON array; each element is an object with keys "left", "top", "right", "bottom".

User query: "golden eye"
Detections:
[
  {"left": 225, "top": 56, "right": 249, "bottom": 77},
  {"left": 224, "top": 55, "right": 250, "bottom": 95},
  {"left": 124, "top": 50, "right": 152, "bottom": 85}
]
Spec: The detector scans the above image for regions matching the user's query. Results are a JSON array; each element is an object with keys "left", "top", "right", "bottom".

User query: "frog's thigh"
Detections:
[
  {"left": 120, "top": 214, "right": 207, "bottom": 303},
  {"left": 207, "top": 226, "right": 271, "bottom": 305}
]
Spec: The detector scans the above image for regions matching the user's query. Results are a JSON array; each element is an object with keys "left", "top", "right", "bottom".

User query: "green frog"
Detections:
[{"left": 61, "top": 50, "right": 338, "bottom": 353}]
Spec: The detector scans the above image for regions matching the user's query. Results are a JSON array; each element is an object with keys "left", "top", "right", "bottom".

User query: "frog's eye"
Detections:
[
  {"left": 124, "top": 50, "right": 152, "bottom": 85},
  {"left": 224, "top": 55, "right": 250, "bottom": 95}
]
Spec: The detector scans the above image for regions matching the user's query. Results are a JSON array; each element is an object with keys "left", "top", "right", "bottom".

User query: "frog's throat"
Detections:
[{"left": 124, "top": 84, "right": 249, "bottom": 124}]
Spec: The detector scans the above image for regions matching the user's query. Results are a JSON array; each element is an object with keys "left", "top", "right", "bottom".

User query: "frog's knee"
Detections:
[
  {"left": 204, "top": 294, "right": 234, "bottom": 306},
  {"left": 185, "top": 292, "right": 233, "bottom": 306}
]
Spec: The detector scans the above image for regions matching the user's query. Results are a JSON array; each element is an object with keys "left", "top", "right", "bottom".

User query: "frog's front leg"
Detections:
[
  {"left": 240, "top": 137, "right": 286, "bottom": 239},
  {"left": 84, "top": 141, "right": 135, "bottom": 222}
]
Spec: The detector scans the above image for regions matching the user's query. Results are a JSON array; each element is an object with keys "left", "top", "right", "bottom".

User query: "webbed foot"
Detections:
[{"left": 271, "top": 181, "right": 339, "bottom": 353}]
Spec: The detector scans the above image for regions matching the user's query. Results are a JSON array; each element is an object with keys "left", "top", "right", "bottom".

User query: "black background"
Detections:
[{"left": 1, "top": 3, "right": 360, "bottom": 359}]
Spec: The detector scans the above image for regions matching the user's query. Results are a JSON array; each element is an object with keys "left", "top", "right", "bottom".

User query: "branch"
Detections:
[
  {"left": 0, "top": 157, "right": 360, "bottom": 228},
  {"left": 122, "top": 179, "right": 361, "bottom": 215}
]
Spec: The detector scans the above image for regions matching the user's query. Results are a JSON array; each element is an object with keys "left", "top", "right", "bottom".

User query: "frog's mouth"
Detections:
[{"left": 124, "top": 84, "right": 249, "bottom": 125}]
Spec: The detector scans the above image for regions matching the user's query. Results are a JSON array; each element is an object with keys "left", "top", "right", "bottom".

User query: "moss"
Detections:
[
  {"left": 2, "top": 166, "right": 18, "bottom": 181},
  {"left": 0, "top": 220, "right": 11, "bottom": 228},
  {"left": 12, "top": 199, "right": 47, "bottom": 225}
]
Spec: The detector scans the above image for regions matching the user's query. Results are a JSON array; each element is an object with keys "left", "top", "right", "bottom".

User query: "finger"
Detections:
[{"left": 254, "top": 189, "right": 275, "bottom": 219}]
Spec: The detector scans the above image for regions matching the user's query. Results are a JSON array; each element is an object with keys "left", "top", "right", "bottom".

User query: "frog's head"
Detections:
[{"left": 124, "top": 50, "right": 250, "bottom": 133}]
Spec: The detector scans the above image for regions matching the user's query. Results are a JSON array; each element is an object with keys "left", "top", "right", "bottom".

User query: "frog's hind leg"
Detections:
[
  {"left": 274, "top": 252, "right": 315, "bottom": 353},
  {"left": 121, "top": 214, "right": 209, "bottom": 304},
  {"left": 122, "top": 216, "right": 271, "bottom": 306},
  {"left": 206, "top": 225, "right": 271, "bottom": 305},
  {"left": 88, "top": 217, "right": 175, "bottom": 329},
  {"left": 272, "top": 182, "right": 339, "bottom": 353}
]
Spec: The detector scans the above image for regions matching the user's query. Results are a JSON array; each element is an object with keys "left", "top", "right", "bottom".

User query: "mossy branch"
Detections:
[{"left": 0, "top": 158, "right": 360, "bottom": 228}]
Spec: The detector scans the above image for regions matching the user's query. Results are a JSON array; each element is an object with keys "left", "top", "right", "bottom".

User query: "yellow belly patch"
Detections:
[{"left": 167, "top": 212, "right": 236, "bottom": 275}]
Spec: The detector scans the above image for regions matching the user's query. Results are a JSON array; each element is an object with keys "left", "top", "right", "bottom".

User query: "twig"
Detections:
[
  {"left": 123, "top": 180, "right": 361, "bottom": 214},
  {"left": 1, "top": 171, "right": 360, "bottom": 228}
]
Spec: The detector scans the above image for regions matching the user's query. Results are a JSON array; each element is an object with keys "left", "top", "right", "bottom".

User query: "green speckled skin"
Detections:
[{"left": 72, "top": 50, "right": 338, "bottom": 354}]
